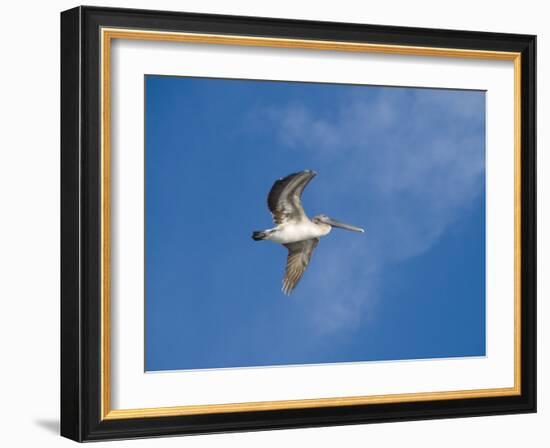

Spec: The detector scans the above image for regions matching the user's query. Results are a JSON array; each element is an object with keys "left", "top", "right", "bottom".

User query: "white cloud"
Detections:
[{"left": 267, "top": 87, "right": 485, "bottom": 334}]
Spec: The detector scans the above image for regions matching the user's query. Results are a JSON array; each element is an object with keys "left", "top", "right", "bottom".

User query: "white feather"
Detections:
[{"left": 266, "top": 221, "right": 331, "bottom": 244}]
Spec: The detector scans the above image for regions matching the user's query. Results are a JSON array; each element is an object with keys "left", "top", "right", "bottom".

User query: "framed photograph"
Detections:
[{"left": 60, "top": 6, "right": 536, "bottom": 442}]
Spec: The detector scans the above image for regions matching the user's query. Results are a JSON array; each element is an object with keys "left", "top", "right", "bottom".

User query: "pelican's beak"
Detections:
[{"left": 325, "top": 217, "right": 364, "bottom": 233}]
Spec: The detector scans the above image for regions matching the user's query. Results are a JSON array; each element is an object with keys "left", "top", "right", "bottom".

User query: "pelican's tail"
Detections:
[{"left": 252, "top": 230, "right": 268, "bottom": 241}]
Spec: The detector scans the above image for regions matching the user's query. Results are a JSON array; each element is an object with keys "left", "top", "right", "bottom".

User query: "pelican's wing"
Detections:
[
  {"left": 282, "top": 238, "right": 319, "bottom": 295},
  {"left": 267, "top": 170, "right": 316, "bottom": 225}
]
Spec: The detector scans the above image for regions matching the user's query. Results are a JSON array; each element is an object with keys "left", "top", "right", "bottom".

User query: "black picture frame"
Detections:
[{"left": 61, "top": 5, "right": 536, "bottom": 442}]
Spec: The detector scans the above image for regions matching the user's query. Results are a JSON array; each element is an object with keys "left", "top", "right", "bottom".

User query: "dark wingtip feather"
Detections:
[
  {"left": 267, "top": 170, "right": 317, "bottom": 215},
  {"left": 282, "top": 282, "right": 293, "bottom": 296}
]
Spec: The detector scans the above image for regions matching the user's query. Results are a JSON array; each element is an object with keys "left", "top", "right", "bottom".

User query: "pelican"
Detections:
[{"left": 252, "top": 170, "right": 364, "bottom": 295}]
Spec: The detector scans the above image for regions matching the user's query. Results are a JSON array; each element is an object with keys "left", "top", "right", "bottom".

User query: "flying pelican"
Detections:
[{"left": 252, "top": 170, "right": 364, "bottom": 295}]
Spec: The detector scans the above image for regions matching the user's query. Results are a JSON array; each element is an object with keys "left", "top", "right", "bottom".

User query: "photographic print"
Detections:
[
  {"left": 61, "top": 8, "right": 536, "bottom": 440},
  {"left": 144, "top": 76, "right": 486, "bottom": 372}
]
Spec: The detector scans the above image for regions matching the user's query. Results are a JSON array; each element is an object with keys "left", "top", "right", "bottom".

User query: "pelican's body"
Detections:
[
  {"left": 252, "top": 170, "right": 364, "bottom": 295},
  {"left": 265, "top": 220, "right": 331, "bottom": 244}
]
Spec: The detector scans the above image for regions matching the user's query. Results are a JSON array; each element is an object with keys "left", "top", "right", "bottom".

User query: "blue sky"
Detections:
[{"left": 145, "top": 75, "right": 486, "bottom": 371}]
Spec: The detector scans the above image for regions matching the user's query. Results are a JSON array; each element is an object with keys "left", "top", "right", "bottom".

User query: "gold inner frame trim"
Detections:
[{"left": 100, "top": 27, "right": 522, "bottom": 420}]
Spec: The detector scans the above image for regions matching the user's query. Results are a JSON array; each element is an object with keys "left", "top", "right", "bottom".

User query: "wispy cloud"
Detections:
[{"left": 266, "top": 87, "right": 485, "bottom": 334}]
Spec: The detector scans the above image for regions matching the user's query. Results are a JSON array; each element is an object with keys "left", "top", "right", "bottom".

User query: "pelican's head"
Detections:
[{"left": 312, "top": 214, "right": 365, "bottom": 234}]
